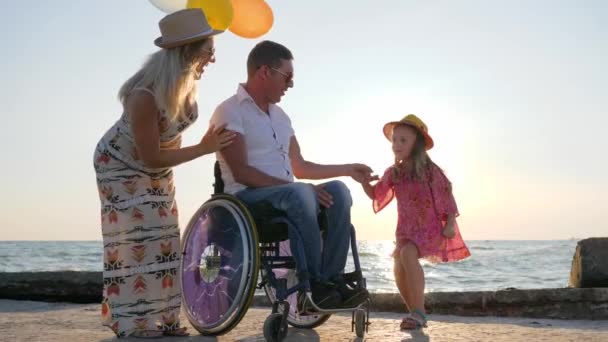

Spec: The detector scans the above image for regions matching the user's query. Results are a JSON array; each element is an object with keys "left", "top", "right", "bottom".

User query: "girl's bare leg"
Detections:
[
  {"left": 399, "top": 243, "right": 426, "bottom": 328},
  {"left": 394, "top": 250, "right": 414, "bottom": 311}
]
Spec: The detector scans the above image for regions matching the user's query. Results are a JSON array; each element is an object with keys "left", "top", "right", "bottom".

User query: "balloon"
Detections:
[
  {"left": 229, "top": 0, "right": 274, "bottom": 39},
  {"left": 149, "top": 0, "right": 187, "bottom": 14},
  {"left": 187, "top": 0, "right": 234, "bottom": 30}
]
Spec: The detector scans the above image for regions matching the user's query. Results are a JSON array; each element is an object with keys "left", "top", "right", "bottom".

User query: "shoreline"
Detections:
[{"left": 1, "top": 271, "right": 607, "bottom": 319}]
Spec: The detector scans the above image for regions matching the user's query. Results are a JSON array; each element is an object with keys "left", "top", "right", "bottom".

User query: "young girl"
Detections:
[{"left": 361, "top": 114, "right": 470, "bottom": 330}]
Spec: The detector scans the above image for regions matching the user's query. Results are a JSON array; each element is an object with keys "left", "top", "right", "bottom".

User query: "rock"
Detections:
[
  {"left": 374, "top": 288, "right": 608, "bottom": 319},
  {"left": 570, "top": 238, "right": 608, "bottom": 288},
  {"left": 0, "top": 271, "right": 102, "bottom": 303},
  {"left": 2, "top": 272, "right": 608, "bottom": 319}
]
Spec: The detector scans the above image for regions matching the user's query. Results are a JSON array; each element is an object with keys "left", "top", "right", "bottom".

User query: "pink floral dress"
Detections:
[{"left": 373, "top": 164, "right": 470, "bottom": 263}]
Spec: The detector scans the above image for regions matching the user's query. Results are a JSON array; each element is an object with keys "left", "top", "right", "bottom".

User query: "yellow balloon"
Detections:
[
  {"left": 187, "top": 0, "right": 234, "bottom": 31},
  {"left": 229, "top": 0, "right": 274, "bottom": 39}
]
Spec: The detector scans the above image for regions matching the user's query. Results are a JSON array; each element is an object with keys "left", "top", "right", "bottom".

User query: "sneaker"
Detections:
[
  {"left": 310, "top": 281, "right": 342, "bottom": 309},
  {"left": 296, "top": 291, "right": 320, "bottom": 314},
  {"left": 296, "top": 291, "right": 307, "bottom": 313},
  {"left": 331, "top": 278, "right": 369, "bottom": 307}
]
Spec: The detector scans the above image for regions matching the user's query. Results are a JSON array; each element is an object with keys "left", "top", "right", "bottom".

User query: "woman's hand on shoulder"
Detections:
[{"left": 198, "top": 124, "right": 237, "bottom": 155}]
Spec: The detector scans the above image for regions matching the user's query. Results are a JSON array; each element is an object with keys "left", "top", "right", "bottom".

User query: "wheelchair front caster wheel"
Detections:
[
  {"left": 264, "top": 313, "right": 288, "bottom": 342},
  {"left": 355, "top": 308, "right": 366, "bottom": 338}
]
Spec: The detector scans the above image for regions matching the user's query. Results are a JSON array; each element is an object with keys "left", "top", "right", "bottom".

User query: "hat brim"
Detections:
[
  {"left": 154, "top": 29, "right": 224, "bottom": 49},
  {"left": 383, "top": 121, "right": 434, "bottom": 150}
]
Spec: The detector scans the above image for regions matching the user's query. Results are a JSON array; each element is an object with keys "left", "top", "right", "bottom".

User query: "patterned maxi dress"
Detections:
[{"left": 93, "top": 88, "right": 198, "bottom": 337}]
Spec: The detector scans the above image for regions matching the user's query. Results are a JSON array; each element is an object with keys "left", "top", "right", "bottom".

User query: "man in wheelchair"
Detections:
[{"left": 209, "top": 40, "right": 373, "bottom": 310}]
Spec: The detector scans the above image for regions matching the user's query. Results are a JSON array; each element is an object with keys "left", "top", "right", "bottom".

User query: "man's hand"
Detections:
[
  {"left": 314, "top": 183, "right": 333, "bottom": 208},
  {"left": 347, "top": 163, "right": 376, "bottom": 183}
]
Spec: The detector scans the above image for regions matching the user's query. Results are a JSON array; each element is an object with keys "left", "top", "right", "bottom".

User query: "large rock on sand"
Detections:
[
  {"left": 570, "top": 238, "right": 608, "bottom": 288},
  {"left": 0, "top": 271, "right": 102, "bottom": 303}
]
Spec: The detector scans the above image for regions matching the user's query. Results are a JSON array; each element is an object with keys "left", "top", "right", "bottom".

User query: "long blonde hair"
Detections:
[
  {"left": 392, "top": 125, "right": 434, "bottom": 183},
  {"left": 118, "top": 38, "right": 210, "bottom": 121}
]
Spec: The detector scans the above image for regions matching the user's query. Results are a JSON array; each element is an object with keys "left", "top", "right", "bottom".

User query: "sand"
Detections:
[{"left": 1, "top": 300, "right": 607, "bottom": 341}]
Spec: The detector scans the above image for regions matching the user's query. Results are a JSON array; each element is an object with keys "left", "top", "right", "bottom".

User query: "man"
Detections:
[{"left": 210, "top": 41, "right": 371, "bottom": 309}]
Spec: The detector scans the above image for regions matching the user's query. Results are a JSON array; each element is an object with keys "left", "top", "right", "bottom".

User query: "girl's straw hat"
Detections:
[
  {"left": 383, "top": 114, "right": 434, "bottom": 150},
  {"left": 154, "top": 9, "right": 223, "bottom": 49}
]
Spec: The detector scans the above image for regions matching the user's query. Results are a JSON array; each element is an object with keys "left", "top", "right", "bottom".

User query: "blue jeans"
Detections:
[{"left": 236, "top": 180, "right": 353, "bottom": 282}]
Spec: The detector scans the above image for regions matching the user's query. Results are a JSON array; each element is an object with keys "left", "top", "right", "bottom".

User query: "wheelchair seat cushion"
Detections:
[
  {"left": 246, "top": 201, "right": 290, "bottom": 243},
  {"left": 246, "top": 200, "right": 329, "bottom": 243}
]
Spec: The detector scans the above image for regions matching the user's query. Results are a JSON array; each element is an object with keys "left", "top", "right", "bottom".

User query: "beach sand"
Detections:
[{"left": 1, "top": 299, "right": 607, "bottom": 341}]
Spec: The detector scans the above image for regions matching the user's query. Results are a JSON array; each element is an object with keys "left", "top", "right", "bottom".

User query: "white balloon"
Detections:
[{"left": 149, "top": 0, "right": 188, "bottom": 14}]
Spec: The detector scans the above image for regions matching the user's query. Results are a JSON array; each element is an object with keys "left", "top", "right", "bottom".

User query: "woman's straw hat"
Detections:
[{"left": 154, "top": 9, "right": 223, "bottom": 49}]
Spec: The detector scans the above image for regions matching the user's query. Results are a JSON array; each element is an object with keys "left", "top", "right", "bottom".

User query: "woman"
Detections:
[{"left": 93, "top": 9, "right": 234, "bottom": 338}]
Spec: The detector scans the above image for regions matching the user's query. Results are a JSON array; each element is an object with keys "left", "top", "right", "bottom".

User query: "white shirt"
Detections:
[{"left": 210, "top": 84, "right": 295, "bottom": 194}]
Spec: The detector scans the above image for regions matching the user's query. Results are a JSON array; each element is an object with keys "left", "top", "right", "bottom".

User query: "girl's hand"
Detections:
[
  {"left": 360, "top": 173, "right": 378, "bottom": 200},
  {"left": 442, "top": 221, "right": 456, "bottom": 239},
  {"left": 363, "top": 173, "right": 379, "bottom": 184},
  {"left": 199, "top": 124, "right": 236, "bottom": 155}
]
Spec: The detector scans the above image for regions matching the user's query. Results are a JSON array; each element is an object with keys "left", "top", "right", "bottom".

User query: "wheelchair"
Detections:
[{"left": 179, "top": 162, "right": 370, "bottom": 341}]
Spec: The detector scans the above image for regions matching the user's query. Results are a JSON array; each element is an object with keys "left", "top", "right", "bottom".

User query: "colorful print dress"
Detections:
[
  {"left": 93, "top": 88, "right": 198, "bottom": 337},
  {"left": 373, "top": 163, "right": 470, "bottom": 263}
]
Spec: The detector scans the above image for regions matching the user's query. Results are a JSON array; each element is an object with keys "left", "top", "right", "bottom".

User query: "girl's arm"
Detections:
[
  {"left": 367, "top": 167, "right": 395, "bottom": 213},
  {"left": 430, "top": 163, "right": 459, "bottom": 238},
  {"left": 361, "top": 177, "right": 376, "bottom": 200}
]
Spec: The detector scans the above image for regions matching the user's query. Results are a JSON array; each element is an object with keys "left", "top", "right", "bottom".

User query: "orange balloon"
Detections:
[{"left": 229, "top": 0, "right": 274, "bottom": 39}]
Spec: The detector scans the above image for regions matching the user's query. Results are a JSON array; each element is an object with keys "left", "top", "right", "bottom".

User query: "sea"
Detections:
[{"left": 0, "top": 240, "right": 577, "bottom": 293}]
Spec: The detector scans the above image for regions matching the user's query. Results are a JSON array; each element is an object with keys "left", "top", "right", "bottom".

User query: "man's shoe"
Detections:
[
  {"left": 310, "top": 281, "right": 342, "bottom": 310},
  {"left": 331, "top": 278, "right": 369, "bottom": 307}
]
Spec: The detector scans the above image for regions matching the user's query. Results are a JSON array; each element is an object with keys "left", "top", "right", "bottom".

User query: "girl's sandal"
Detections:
[
  {"left": 400, "top": 309, "right": 428, "bottom": 330},
  {"left": 130, "top": 330, "right": 164, "bottom": 339},
  {"left": 413, "top": 308, "right": 428, "bottom": 327},
  {"left": 163, "top": 327, "right": 190, "bottom": 337},
  {"left": 400, "top": 316, "right": 424, "bottom": 330}
]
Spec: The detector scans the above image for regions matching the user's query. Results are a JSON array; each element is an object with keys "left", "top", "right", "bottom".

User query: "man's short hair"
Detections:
[{"left": 247, "top": 40, "right": 293, "bottom": 78}]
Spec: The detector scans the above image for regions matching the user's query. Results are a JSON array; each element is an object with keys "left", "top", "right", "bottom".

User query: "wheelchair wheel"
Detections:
[
  {"left": 263, "top": 313, "right": 288, "bottom": 342},
  {"left": 180, "top": 194, "right": 260, "bottom": 335},
  {"left": 262, "top": 240, "right": 331, "bottom": 329},
  {"left": 354, "top": 308, "right": 366, "bottom": 338}
]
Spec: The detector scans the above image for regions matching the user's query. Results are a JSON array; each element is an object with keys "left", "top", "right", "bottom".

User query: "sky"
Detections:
[{"left": 0, "top": 0, "right": 606, "bottom": 241}]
